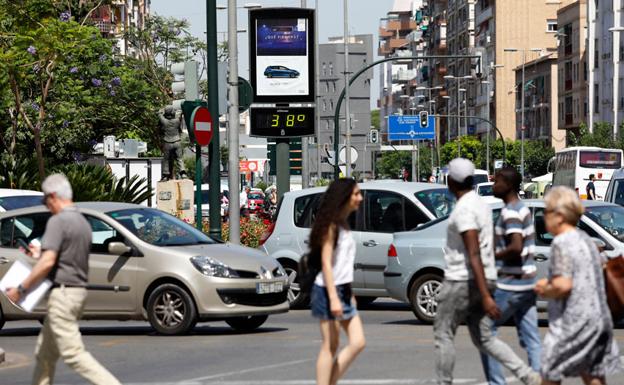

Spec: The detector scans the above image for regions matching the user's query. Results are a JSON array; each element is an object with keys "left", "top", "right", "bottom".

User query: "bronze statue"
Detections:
[{"left": 159, "top": 106, "right": 187, "bottom": 181}]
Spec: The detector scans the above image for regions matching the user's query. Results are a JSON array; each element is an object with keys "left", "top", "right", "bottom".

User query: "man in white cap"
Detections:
[{"left": 434, "top": 158, "right": 540, "bottom": 385}]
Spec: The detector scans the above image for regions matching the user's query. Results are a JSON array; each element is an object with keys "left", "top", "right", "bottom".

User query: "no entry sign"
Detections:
[{"left": 191, "top": 106, "right": 213, "bottom": 146}]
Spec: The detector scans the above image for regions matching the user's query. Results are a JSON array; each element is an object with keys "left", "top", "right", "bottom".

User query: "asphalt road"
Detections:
[{"left": 1, "top": 300, "right": 623, "bottom": 385}]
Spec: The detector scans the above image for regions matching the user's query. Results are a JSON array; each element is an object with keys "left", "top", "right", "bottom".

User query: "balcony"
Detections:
[
  {"left": 392, "top": 69, "right": 418, "bottom": 83},
  {"left": 91, "top": 18, "right": 115, "bottom": 34},
  {"left": 437, "top": 65, "right": 448, "bottom": 76},
  {"left": 378, "top": 43, "right": 392, "bottom": 56},
  {"left": 475, "top": 6, "right": 493, "bottom": 26},
  {"left": 386, "top": 19, "right": 418, "bottom": 31},
  {"left": 379, "top": 27, "right": 394, "bottom": 38}
]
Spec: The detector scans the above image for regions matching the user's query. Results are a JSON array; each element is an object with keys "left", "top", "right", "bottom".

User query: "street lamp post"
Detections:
[
  {"left": 343, "top": 0, "right": 352, "bottom": 178},
  {"left": 219, "top": 2, "right": 261, "bottom": 243},
  {"left": 504, "top": 47, "right": 541, "bottom": 181},
  {"left": 481, "top": 63, "right": 503, "bottom": 174},
  {"left": 444, "top": 75, "right": 472, "bottom": 157},
  {"left": 443, "top": 95, "right": 451, "bottom": 142},
  {"left": 609, "top": 27, "right": 624, "bottom": 140}
]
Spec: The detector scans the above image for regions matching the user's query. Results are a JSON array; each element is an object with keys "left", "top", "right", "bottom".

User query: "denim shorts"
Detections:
[{"left": 310, "top": 283, "right": 357, "bottom": 320}]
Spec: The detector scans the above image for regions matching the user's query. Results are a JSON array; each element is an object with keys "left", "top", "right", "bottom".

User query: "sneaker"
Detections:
[{"left": 521, "top": 371, "right": 541, "bottom": 385}]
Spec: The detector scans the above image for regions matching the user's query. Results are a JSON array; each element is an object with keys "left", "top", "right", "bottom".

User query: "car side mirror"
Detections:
[{"left": 108, "top": 242, "right": 132, "bottom": 256}]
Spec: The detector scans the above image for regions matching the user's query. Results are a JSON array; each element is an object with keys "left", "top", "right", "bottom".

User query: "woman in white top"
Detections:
[{"left": 308, "top": 178, "right": 365, "bottom": 385}]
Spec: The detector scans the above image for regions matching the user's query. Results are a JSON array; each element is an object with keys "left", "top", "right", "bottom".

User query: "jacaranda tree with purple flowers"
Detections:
[{"left": 0, "top": 0, "right": 166, "bottom": 181}]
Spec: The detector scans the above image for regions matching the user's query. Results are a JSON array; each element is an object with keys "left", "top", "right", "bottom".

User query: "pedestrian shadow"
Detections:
[{"left": 382, "top": 318, "right": 429, "bottom": 326}]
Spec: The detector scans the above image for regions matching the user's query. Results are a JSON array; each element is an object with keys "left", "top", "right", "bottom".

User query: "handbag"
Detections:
[
  {"left": 298, "top": 251, "right": 320, "bottom": 295},
  {"left": 604, "top": 255, "right": 624, "bottom": 320}
]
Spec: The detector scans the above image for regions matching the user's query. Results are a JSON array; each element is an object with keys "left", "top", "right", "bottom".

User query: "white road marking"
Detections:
[
  {"left": 184, "top": 358, "right": 313, "bottom": 381},
  {"left": 80, "top": 380, "right": 480, "bottom": 385}
]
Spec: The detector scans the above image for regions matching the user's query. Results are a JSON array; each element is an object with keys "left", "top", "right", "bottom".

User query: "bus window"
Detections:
[{"left": 579, "top": 151, "right": 622, "bottom": 169}]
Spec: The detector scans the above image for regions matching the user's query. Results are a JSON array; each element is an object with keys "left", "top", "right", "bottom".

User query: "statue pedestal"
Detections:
[{"left": 156, "top": 179, "right": 194, "bottom": 224}]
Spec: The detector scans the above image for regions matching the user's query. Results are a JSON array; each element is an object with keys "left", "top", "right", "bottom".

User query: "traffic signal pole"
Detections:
[
  {"left": 227, "top": 0, "right": 240, "bottom": 244},
  {"left": 206, "top": 0, "right": 221, "bottom": 239},
  {"left": 332, "top": 54, "right": 481, "bottom": 180}
]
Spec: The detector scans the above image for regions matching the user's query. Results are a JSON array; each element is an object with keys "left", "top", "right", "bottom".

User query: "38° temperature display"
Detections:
[{"left": 250, "top": 107, "right": 315, "bottom": 137}]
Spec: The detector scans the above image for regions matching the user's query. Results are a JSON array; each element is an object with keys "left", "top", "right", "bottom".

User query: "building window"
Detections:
[
  {"left": 329, "top": 63, "right": 333, "bottom": 76},
  {"left": 547, "top": 20, "right": 557, "bottom": 33},
  {"left": 323, "top": 100, "right": 327, "bottom": 111},
  {"left": 322, "top": 62, "right": 326, "bottom": 76},
  {"left": 325, "top": 82, "right": 329, "bottom": 93}
]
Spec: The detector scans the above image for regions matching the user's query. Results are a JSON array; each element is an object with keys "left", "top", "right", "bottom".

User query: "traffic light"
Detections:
[
  {"left": 171, "top": 60, "right": 199, "bottom": 111},
  {"left": 419, "top": 111, "right": 429, "bottom": 128},
  {"left": 369, "top": 129, "right": 379, "bottom": 144}
]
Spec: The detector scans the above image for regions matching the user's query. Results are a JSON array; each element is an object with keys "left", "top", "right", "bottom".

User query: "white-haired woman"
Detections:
[{"left": 535, "top": 186, "right": 621, "bottom": 385}]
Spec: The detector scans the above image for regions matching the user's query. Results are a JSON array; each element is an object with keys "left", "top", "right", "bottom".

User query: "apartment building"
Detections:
[
  {"left": 587, "top": 0, "right": 624, "bottom": 136},
  {"left": 312, "top": 35, "right": 374, "bottom": 180},
  {"left": 473, "top": 0, "right": 572, "bottom": 142},
  {"left": 427, "top": 0, "right": 450, "bottom": 142},
  {"left": 513, "top": 51, "right": 566, "bottom": 151},
  {"left": 557, "top": 0, "right": 587, "bottom": 138},
  {"left": 378, "top": 0, "right": 421, "bottom": 137},
  {"left": 89, "top": 0, "right": 150, "bottom": 57}
]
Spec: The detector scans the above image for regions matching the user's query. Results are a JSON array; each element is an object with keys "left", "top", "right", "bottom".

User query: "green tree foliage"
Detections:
[
  {"left": 376, "top": 151, "right": 411, "bottom": 179},
  {"left": 371, "top": 109, "right": 380, "bottom": 129},
  {"left": 440, "top": 136, "right": 484, "bottom": 167},
  {"left": 0, "top": 1, "right": 167, "bottom": 179}
]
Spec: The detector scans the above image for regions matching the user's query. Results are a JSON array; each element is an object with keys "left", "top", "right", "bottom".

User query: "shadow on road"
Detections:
[
  {"left": 0, "top": 325, "right": 289, "bottom": 337},
  {"left": 357, "top": 300, "right": 410, "bottom": 311}
]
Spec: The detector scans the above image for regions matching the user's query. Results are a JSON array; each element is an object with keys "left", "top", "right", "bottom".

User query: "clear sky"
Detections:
[{"left": 150, "top": 0, "right": 397, "bottom": 108}]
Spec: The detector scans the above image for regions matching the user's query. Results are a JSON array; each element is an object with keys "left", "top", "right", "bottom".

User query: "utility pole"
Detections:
[
  {"left": 226, "top": 0, "right": 240, "bottom": 243},
  {"left": 344, "top": 0, "right": 351, "bottom": 178},
  {"left": 520, "top": 49, "right": 525, "bottom": 181},
  {"left": 301, "top": 0, "right": 309, "bottom": 188},
  {"left": 206, "top": 0, "right": 221, "bottom": 239}
]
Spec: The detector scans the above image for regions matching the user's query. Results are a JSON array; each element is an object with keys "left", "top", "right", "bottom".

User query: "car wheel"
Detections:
[
  {"left": 283, "top": 263, "right": 309, "bottom": 309},
  {"left": 147, "top": 283, "right": 197, "bottom": 335},
  {"left": 225, "top": 315, "right": 268, "bottom": 331},
  {"left": 0, "top": 305, "right": 4, "bottom": 330},
  {"left": 408, "top": 273, "right": 443, "bottom": 323},
  {"left": 355, "top": 296, "right": 377, "bottom": 308}
]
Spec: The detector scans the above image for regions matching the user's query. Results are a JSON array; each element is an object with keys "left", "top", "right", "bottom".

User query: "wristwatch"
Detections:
[{"left": 17, "top": 284, "right": 27, "bottom": 296}]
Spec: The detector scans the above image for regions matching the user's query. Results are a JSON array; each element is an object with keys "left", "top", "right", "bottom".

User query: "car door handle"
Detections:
[
  {"left": 0, "top": 257, "right": 8, "bottom": 264},
  {"left": 363, "top": 240, "right": 379, "bottom": 247},
  {"left": 535, "top": 254, "right": 548, "bottom": 262}
]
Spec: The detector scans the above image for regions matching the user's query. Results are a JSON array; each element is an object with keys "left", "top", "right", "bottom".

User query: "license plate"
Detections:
[{"left": 256, "top": 281, "right": 284, "bottom": 294}]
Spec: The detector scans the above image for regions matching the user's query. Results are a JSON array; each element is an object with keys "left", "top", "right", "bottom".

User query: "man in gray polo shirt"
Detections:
[{"left": 6, "top": 174, "right": 121, "bottom": 385}]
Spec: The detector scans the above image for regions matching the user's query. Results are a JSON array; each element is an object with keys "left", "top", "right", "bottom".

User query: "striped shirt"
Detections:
[{"left": 495, "top": 200, "right": 537, "bottom": 291}]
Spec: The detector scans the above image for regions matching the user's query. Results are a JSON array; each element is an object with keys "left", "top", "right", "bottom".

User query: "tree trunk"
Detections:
[{"left": 33, "top": 122, "right": 45, "bottom": 180}]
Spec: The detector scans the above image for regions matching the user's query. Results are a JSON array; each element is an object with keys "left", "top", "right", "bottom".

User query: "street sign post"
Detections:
[{"left": 190, "top": 106, "right": 213, "bottom": 146}]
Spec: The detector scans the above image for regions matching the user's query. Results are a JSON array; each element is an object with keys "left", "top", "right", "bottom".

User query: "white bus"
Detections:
[{"left": 552, "top": 146, "right": 623, "bottom": 200}]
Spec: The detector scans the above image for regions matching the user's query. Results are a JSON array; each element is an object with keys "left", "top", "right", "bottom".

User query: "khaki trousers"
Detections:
[{"left": 31, "top": 287, "right": 121, "bottom": 385}]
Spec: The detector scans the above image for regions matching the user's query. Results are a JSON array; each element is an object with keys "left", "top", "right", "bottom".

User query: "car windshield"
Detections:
[
  {"left": 473, "top": 174, "right": 489, "bottom": 185},
  {"left": 414, "top": 188, "right": 456, "bottom": 218},
  {"left": 248, "top": 193, "right": 263, "bottom": 200},
  {"left": 107, "top": 208, "right": 216, "bottom": 246},
  {"left": 0, "top": 195, "right": 42, "bottom": 211},
  {"left": 478, "top": 184, "right": 494, "bottom": 196},
  {"left": 584, "top": 205, "right": 624, "bottom": 242}
]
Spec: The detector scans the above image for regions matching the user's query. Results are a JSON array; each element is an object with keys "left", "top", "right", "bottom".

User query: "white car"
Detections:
[
  {"left": 0, "top": 189, "right": 43, "bottom": 212},
  {"left": 260, "top": 181, "right": 456, "bottom": 307},
  {"left": 474, "top": 182, "right": 494, "bottom": 197}
]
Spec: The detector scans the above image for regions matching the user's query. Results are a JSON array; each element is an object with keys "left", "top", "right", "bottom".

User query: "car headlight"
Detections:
[{"left": 190, "top": 256, "right": 239, "bottom": 278}]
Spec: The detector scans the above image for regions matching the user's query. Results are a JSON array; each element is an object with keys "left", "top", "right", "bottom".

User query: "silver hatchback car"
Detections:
[
  {"left": 0, "top": 202, "right": 289, "bottom": 335},
  {"left": 384, "top": 199, "right": 624, "bottom": 323},
  {"left": 259, "top": 181, "right": 455, "bottom": 307}
]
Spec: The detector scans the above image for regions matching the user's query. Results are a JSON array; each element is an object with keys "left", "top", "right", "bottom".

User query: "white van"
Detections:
[{"left": 438, "top": 167, "right": 489, "bottom": 185}]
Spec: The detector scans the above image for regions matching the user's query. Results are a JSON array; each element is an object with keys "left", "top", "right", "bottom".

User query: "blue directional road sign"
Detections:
[{"left": 388, "top": 115, "right": 435, "bottom": 141}]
